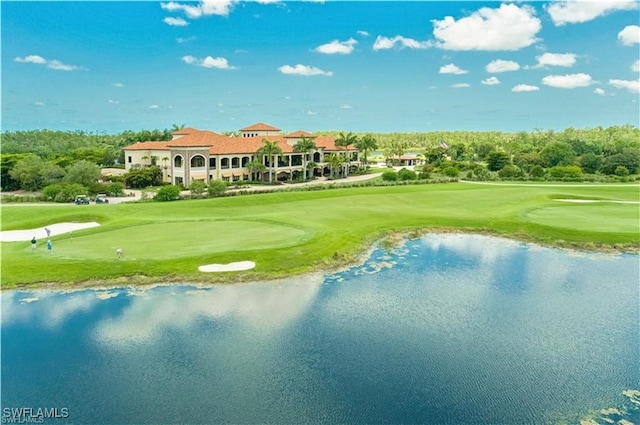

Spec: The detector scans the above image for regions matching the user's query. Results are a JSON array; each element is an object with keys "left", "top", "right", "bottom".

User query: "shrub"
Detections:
[
  {"left": 155, "top": 185, "right": 181, "bottom": 201},
  {"left": 615, "top": 166, "right": 630, "bottom": 177},
  {"left": 381, "top": 170, "right": 398, "bottom": 181},
  {"left": 54, "top": 184, "right": 88, "bottom": 203},
  {"left": 41, "top": 183, "right": 66, "bottom": 201},
  {"left": 548, "top": 165, "right": 583, "bottom": 179},
  {"left": 189, "top": 180, "right": 207, "bottom": 197},
  {"left": 107, "top": 182, "right": 125, "bottom": 197},
  {"left": 442, "top": 166, "right": 459, "bottom": 178},
  {"left": 529, "top": 165, "right": 545, "bottom": 179},
  {"left": 207, "top": 180, "right": 228, "bottom": 197},
  {"left": 397, "top": 168, "right": 417, "bottom": 181},
  {"left": 498, "top": 164, "right": 522, "bottom": 179}
]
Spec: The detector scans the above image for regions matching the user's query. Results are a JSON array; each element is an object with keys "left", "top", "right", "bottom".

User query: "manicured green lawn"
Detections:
[{"left": 2, "top": 182, "right": 638, "bottom": 288}]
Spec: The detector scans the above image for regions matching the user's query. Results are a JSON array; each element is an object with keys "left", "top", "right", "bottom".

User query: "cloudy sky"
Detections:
[{"left": 2, "top": 1, "right": 639, "bottom": 133}]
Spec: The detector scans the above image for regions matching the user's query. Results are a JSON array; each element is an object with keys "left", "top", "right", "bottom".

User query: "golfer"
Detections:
[
  {"left": 45, "top": 227, "right": 51, "bottom": 237},
  {"left": 116, "top": 248, "right": 123, "bottom": 259},
  {"left": 31, "top": 237, "right": 37, "bottom": 252},
  {"left": 47, "top": 239, "right": 53, "bottom": 255}
]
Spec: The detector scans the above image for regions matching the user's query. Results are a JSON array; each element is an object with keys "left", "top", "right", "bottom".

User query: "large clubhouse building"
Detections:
[{"left": 122, "top": 123, "right": 359, "bottom": 185}]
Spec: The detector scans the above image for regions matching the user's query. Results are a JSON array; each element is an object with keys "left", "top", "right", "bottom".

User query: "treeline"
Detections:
[{"left": 0, "top": 128, "right": 173, "bottom": 191}]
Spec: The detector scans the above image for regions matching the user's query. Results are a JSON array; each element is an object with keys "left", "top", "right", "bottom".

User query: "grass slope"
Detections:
[{"left": 2, "top": 182, "right": 638, "bottom": 288}]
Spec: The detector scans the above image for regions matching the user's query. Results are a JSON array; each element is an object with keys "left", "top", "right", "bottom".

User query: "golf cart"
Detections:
[
  {"left": 95, "top": 194, "right": 109, "bottom": 204},
  {"left": 74, "top": 195, "right": 90, "bottom": 205}
]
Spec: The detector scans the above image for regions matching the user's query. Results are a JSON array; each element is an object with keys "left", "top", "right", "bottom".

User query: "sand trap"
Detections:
[
  {"left": 198, "top": 261, "right": 256, "bottom": 272},
  {"left": 0, "top": 222, "right": 100, "bottom": 242},
  {"left": 555, "top": 199, "right": 640, "bottom": 204}
]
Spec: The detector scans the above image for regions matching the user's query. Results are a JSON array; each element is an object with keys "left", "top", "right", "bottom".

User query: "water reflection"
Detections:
[{"left": 2, "top": 234, "right": 638, "bottom": 425}]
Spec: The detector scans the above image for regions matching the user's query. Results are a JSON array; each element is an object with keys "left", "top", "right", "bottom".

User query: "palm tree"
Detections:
[
  {"left": 328, "top": 154, "right": 343, "bottom": 179},
  {"left": 171, "top": 123, "right": 186, "bottom": 132},
  {"left": 354, "top": 134, "right": 378, "bottom": 171},
  {"left": 246, "top": 159, "right": 266, "bottom": 182},
  {"left": 293, "top": 136, "right": 317, "bottom": 181},
  {"left": 257, "top": 139, "right": 283, "bottom": 183},
  {"left": 335, "top": 132, "right": 359, "bottom": 177}
]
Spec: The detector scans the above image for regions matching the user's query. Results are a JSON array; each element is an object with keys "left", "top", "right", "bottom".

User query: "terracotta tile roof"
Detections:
[
  {"left": 284, "top": 130, "right": 316, "bottom": 138},
  {"left": 122, "top": 141, "right": 170, "bottom": 151},
  {"left": 166, "top": 131, "right": 222, "bottom": 147},
  {"left": 172, "top": 127, "right": 201, "bottom": 136},
  {"left": 239, "top": 122, "right": 281, "bottom": 132}
]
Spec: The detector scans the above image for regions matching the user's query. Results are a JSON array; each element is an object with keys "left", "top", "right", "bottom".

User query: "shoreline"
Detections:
[{"left": 3, "top": 228, "right": 638, "bottom": 292}]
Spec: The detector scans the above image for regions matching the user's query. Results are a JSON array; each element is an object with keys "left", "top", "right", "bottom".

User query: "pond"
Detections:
[{"left": 2, "top": 234, "right": 638, "bottom": 424}]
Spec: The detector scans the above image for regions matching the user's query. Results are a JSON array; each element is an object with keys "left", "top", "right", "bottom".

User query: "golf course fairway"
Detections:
[{"left": 2, "top": 181, "right": 638, "bottom": 288}]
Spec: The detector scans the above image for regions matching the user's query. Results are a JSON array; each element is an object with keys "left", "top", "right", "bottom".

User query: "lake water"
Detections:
[{"left": 2, "top": 234, "right": 639, "bottom": 424}]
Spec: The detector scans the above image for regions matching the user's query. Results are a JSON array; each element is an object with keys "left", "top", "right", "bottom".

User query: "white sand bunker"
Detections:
[
  {"left": 0, "top": 222, "right": 100, "bottom": 242},
  {"left": 198, "top": 261, "right": 256, "bottom": 272},
  {"left": 555, "top": 199, "right": 640, "bottom": 204}
]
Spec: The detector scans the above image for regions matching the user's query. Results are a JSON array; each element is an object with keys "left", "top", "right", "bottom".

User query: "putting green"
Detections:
[
  {"left": 524, "top": 203, "right": 640, "bottom": 234},
  {"left": 51, "top": 220, "right": 310, "bottom": 260}
]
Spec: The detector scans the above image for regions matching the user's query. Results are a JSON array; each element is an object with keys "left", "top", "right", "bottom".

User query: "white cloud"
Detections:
[
  {"left": 542, "top": 73, "right": 594, "bottom": 89},
  {"left": 451, "top": 83, "right": 470, "bottom": 88},
  {"left": 439, "top": 63, "right": 468, "bottom": 74},
  {"left": 486, "top": 59, "right": 520, "bottom": 73},
  {"left": 177, "top": 36, "right": 197, "bottom": 43},
  {"left": 608, "top": 78, "right": 640, "bottom": 94},
  {"left": 482, "top": 77, "right": 501, "bottom": 85},
  {"left": 618, "top": 25, "right": 640, "bottom": 46},
  {"left": 512, "top": 84, "right": 539, "bottom": 92},
  {"left": 593, "top": 88, "right": 606, "bottom": 96},
  {"left": 357, "top": 30, "right": 370, "bottom": 37},
  {"left": 15, "top": 55, "right": 46, "bottom": 64},
  {"left": 112, "top": 82, "right": 124, "bottom": 88},
  {"left": 632, "top": 60, "right": 640, "bottom": 73},
  {"left": 164, "top": 16, "right": 189, "bottom": 26},
  {"left": 314, "top": 38, "right": 357, "bottom": 54},
  {"left": 15, "top": 55, "right": 82, "bottom": 71},
  {"left": 148, "top": 104, "right": 160, "bottom": 109},
  {"left": 373, "top": 35, "right": 431, "bottom": 50},
  {"left": 432, "top": 4, "right": 541, "bottom": 51},
  {"left": 34, "top": 101, "right": 45, "bottom": 106},
  {"left": 340, "top": 104, "right": 353, "bottom": 109},
  {"left": 108, "top": 99, "right": 120, "bottom": 104},
  {"left": 306, "top": 110, "right": 318, "bottom": 115},
  {"left": 182, "top": 55, "right": 237, "bottom": 70},
  {"left": 546, "top": 0, "right": 638, "bottom": 26},
  {"left": 534, "top": 52, "right": 577, "bottom": 68},
  {"left": 160, "top": 0, "right": 237, "bottom": 18},
  {"left": 278, "top": 64, "right": 333, "bottom": 76}
]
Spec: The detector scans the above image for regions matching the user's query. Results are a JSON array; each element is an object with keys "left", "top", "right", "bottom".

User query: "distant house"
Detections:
[{"left": 122, "top": 123, "right": 359, "bottom": 185}]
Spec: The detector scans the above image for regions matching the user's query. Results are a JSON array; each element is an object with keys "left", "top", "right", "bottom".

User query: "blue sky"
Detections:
[{"left": 2, "top": 1, "right": 639, "bottom": 134}]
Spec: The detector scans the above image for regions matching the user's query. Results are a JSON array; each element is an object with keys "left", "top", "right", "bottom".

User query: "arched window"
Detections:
[
  {"left": 190, "top": 155, "right": 205, "bottom": 168},
  {"left": 231, "top": 157, "right": 240, "bottom": 168},
  {"left": 313, "top": 152, "right": 321, "bottom": 163},
  {"left": 174, "top": 155, "right": 183, "bottom": 168}
]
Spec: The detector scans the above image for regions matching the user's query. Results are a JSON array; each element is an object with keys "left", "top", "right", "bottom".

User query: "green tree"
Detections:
[
  {"left": 293, "top": 136, "right": 317, "bottom": 181},
  {"left": 578, "top": 153, "right": 602, "bottom": 174},
  {"left": 486, "top": 151, "right": 509, "bottom": 172},
  {"left": 498, "top": 164, "right": 522, "bottom": 179},
  {"left": 39, "top": 162, "right": 67, "bottom": 186},
  {"left": 65, "top": 160, "right": 101, "bottom": 188},
  {"left": 155, "top": 185, "right": 182, "bottom": 201},
  {"left": 207, "top": 180, "right": 227, "bottom": 197},
  {"left": 601, "top": 149, "right": 640, "bottom": 175},
  {"left": 107, "top": 182, "right": 125, "bottom": 197},
  {"left": 124, "top": 166, "right": 163, "bottom": 188},
  {"left": 327, "top": 154, "right": 343, "bottom": 179},
  {"left": 354, "top": 134, "right": 378, "bottom": 170},
  {"left": 1, "top": 153, "right": 29, "bottom": 191},
  {"left": 9, "top": 155, "right": 44, "bottom": 191},
  {"left": 335, "top": 132, "right": 358, "bottom": 177},
  {"left": 539, "top": 142, "right": 576, "bottom": 168},
  {"left": 529, "top": 165, "right": 545, "bottom": 179},
  {"left": 246, "top": 159, "right": 266, "bottom": 182},
  {"left": 257, "top": 139, "right": 283, "bottom": 183}
]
